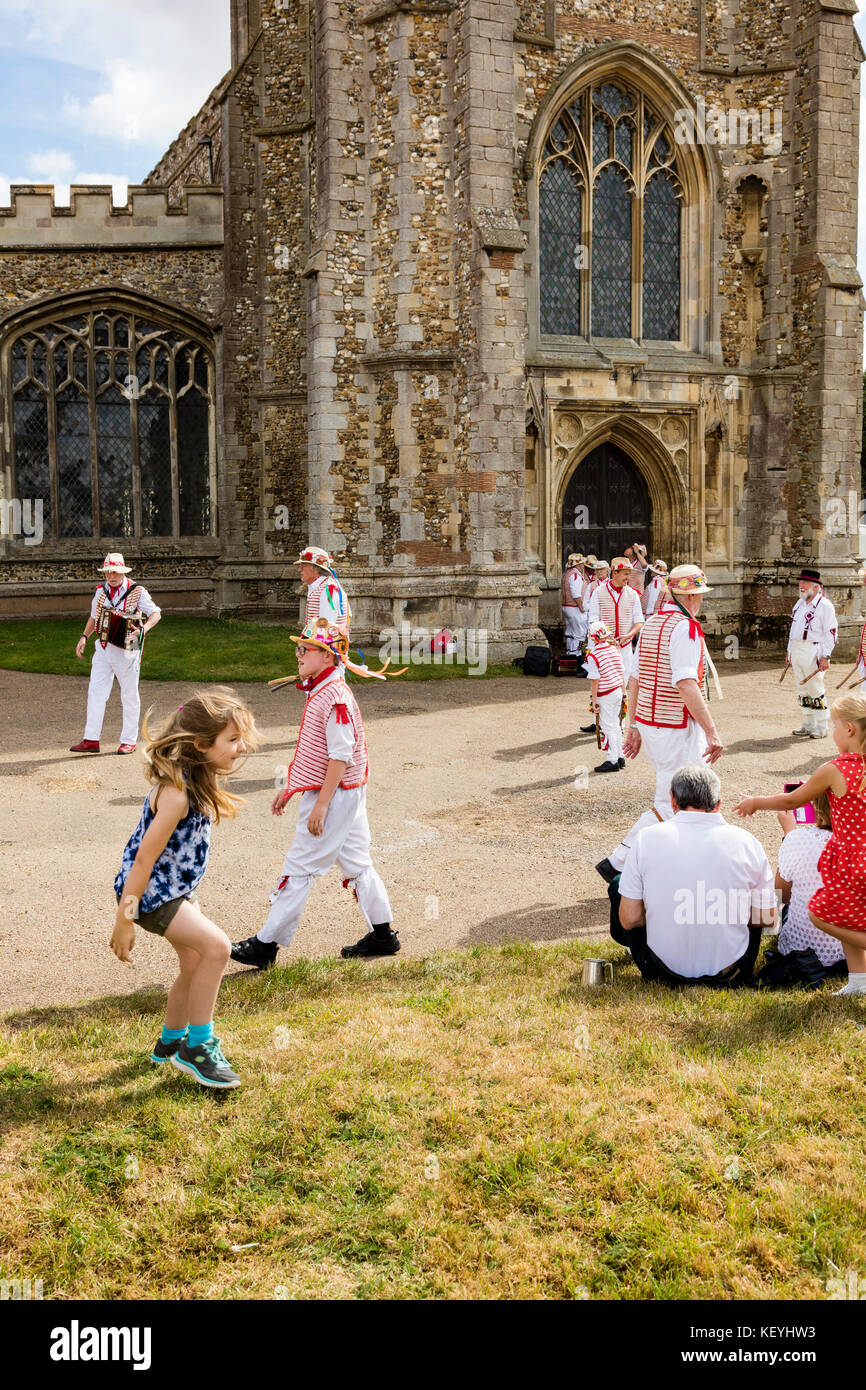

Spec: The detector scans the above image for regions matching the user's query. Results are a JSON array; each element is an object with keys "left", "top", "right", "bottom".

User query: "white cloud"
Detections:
[
  {"left": 0, "top": 157, "right": 128, "bottom": 207},
  {"left": 1, "top": 0, "right": 230, "bottom": 149},
  {"left": 24, "top": 149, "right": 76, "bottom": 184}
]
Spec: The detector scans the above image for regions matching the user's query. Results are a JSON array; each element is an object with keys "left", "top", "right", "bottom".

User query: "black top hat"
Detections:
[{"left": 798, "top": 568, "right": 821, "bottom": 584}]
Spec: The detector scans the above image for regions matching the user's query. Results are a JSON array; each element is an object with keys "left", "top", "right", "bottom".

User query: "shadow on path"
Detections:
[{"left": 460, "top": 898, "right": 609, "bottom": 948}]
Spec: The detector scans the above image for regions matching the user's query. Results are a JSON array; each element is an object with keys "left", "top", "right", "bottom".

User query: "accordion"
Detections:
[{"left": 96, "top": 585, "right": 144, "bottom": 651}]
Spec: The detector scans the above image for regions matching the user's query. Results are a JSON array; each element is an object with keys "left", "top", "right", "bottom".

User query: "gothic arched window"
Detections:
[
  {"left": 9, "top": 308, "right": 215, "bottom": 540},
  {"left": 538, "top": 80, "right": 683, "bottom": 342}
]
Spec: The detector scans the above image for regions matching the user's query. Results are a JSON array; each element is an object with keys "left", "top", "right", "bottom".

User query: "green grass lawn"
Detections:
[
  {"left": 0, "top": 618, "right": 523, "bottom": 683},
  {"left": 1, "top": 940, "right": 864, "bottom": 1300}
]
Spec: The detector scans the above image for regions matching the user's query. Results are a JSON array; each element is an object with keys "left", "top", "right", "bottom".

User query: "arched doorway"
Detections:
[{"left": 561, "top": 442, "right": 651, "bottom": 565}]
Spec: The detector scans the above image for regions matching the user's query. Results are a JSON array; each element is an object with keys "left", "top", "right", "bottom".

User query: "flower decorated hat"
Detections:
[
  {"left": 668, "top": 564, "right": 712, "bottom": 595},
  {"left": 293, "top": 545, "right": 334, "bottom": 573},
  {"left": 588, "top": 620, "right": 612, "bottom": 642},
  {"left": 611, "top": 557, "right": 631, "bottom": 574}
]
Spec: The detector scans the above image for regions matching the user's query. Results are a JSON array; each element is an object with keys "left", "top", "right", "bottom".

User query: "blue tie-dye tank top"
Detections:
[{"left": 115, "top": 789, "right": 211, "bottom": 914}]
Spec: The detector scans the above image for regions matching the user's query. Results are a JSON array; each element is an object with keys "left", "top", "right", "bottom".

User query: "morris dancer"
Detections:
[
  {"left": 596, "top": 564, "right": 723, "bottom": 881},
  {"left": 624, "top": 542, "right": 649, "bottom": 598},
  {"left": 642, "top": 560, "right": 668, "bottom": 617},
  {"left": 561, "top": 552, "right": 585, "bottom": 657},
  {"left": 586, "top": 621, "right": 625, "bottom": 774},
  {"left": 230, "top": 618, "right": 403, "bottom": 969},
  {"left": 787, "top": 567, "right": 837, "bottom": 739},
  {"left": 70, "top": 554, "right": 161, "bottom": 755},
  {"left": 588, "top": 556, "right": 644, "bottom": 683},
  {"left": 578, "top": 557, "right": 599, "bottom": 682},
  {"left": 294, "top": 544, "right": 352, "bottom": 636}
]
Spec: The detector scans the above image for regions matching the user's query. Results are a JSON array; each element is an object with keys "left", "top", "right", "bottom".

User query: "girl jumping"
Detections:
[
  {"left": 735, "top": 694, "right": 866, "bottom": 995},
  {"left": 111, "top": 688, "right": 259, "bottom": 1086}
]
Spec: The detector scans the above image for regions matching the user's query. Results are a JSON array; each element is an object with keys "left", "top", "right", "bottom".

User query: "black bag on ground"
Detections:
[
  {"left": 519, "top": 645, "right": 551, "bottom": 677},
  {"left": 754, "top": 946, "right": 844, "bottom": 991}
]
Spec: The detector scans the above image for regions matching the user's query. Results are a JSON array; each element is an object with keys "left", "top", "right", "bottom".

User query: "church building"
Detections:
[{"left": 1, "top": 0, "right": 864, "bottom": 658}]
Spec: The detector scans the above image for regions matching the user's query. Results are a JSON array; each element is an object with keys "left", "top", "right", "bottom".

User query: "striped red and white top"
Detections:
[
  {"left": 643, "top": 576, "right": 666, "bottom": 617},
  {"left": 587, "top": 640, "right": 625, "bottom": 697},
  {"left": 635, "top": 608, "right": 705, "bottom": 729},
  {"left": 287, "top": 672, "right": 368, "bottom": 797},
  {"left": 305, "top": 573, "right": 351, "bottom": 631},
  {"left": 859, "top": 622, "right": 866, "bottom": 677},
  {"left": 590, "top": 580, "right": 643, "bottom": 644}
]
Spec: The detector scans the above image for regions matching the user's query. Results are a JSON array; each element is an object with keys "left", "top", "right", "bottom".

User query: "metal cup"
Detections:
[{"left": 581, "top": 958, "right": 614, "bottom": 987}]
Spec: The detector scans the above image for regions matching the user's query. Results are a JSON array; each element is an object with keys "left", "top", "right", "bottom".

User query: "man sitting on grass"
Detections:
[{"left": 608, "top": 763, "right": 777, "bottom": 987}]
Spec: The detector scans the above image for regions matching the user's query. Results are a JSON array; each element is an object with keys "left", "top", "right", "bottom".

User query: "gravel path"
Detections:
[{"left": 0, "top": 660, "right": 819, "bottom": 1012}]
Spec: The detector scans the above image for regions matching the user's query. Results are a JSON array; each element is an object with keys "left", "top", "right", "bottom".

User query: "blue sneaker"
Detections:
[
  {"left": 171, "top": 1036, "right": 241, "bottom": 1089},
  {"left": 150, "top": 1032, "right": 186, "bottom": 1065}
]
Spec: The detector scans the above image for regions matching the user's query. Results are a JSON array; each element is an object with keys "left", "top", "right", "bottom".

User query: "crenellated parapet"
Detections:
[{"left": 0, "top": 185, "right": 223, "bottom": 247}]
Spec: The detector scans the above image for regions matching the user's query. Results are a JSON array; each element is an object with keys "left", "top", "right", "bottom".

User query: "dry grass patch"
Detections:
[{"left": 1, "top": 943, "right": 864, "bottom": 1300}]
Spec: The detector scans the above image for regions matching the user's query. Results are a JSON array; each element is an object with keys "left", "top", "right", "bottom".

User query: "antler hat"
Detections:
[{"left": 268, "top": 618, "right": 406, "bottom": 690}]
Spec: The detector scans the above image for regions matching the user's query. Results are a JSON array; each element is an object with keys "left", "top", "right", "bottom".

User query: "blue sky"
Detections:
[
  {"left": 0, "top": 2, "right": 865, "bottom": 279},
  {"left": 0, "top": 0, "right": 231, "bottom": 201}
]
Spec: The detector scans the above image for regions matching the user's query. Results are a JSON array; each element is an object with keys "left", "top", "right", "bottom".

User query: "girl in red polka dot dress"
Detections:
[{"left": 735, "top": 694, "right": 866, "bottom": 995}]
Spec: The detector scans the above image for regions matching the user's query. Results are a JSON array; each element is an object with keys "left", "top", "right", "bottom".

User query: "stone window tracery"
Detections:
[
  {"left": 9, "top": 309, "right": 215, "bottom": 541},
  {"left": 539, "top": 78, "right": 683, "bottom": 342}
]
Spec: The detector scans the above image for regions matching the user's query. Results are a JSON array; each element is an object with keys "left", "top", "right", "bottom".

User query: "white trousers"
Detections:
[
  {"left": 791, "top": 640, "right": 828, "bottom": 735},
  {"left": 597, "top": 689, "right": 624, "bottom": 762},
  {"left": 609, "top": 719, "right": 708, "bottom": 870},
  {"left": 562, "top": 607, "right": 583, "bottom": 655},
  {"left": 258, "top": 786, "right": 392, "bottom": 947},
  {"left": 84, "top": 643, "right": 141, "bottom": 746}
]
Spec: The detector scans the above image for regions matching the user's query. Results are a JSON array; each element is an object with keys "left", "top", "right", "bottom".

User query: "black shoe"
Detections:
[
  {"left": 341, "top": 929, "right": 401, "bottom": 959},
  {"left": 230, "top": 935, "right": 278, "bottom": 970},
  {"left": 594, "top": 760, "right": 620, "bottom": 773},
  {"left": 617, "top": 757, "right": 626, "bottom": 769},
  {"left": 150, "top": 1033, "right": 186, "bottom": 1064},
  {"left": 595, "top": 858, "right": 618, "bottom": 884},
  {"left": 171, "top": 1036, "right": 241, "bottom": 1089},
  {"left": 580, "top": 724, "right": 596, "bottom": 734}
]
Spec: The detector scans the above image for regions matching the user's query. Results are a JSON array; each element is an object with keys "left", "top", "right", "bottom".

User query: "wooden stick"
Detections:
[
  {"left": 835, "top": 662, "right": 862, "bottom": 693},
  {"left": 779, "top": 664, "right": 791, "bottom": 683}
]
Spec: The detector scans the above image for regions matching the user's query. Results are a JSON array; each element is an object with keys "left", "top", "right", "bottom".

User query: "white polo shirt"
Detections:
[{"left": 619, "top": 811, "right": 775, "bottom": 978}]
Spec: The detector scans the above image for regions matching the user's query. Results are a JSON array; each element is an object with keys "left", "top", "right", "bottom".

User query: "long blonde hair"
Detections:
[
  {"left": 830, "top": 694, "right": 866, "bottom": 793},
  {"left": 142, "top": 687, "right": 260, "bottom": 823}
]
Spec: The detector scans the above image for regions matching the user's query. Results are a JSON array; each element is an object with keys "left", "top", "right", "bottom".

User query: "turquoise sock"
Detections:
[
  {"left": 188, "top": 1022, "right": 214, "bottom": 1047},
  {"left": 160, "top": 1025, "right": 187, "bottom": 1043}
]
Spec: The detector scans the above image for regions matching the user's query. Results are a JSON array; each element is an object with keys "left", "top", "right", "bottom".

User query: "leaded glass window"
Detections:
[
  {"left": 538, "top": 77, "right": 683, "bottom": 342},
  {"left": 643, "top": 173, "right": 681, "bottom": 341},
  {"left": 539, "top": 160, "right": 583, "bottom": 336},
  {"left": 8, "top": 309, "right": 215, "bottom": 541}
]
